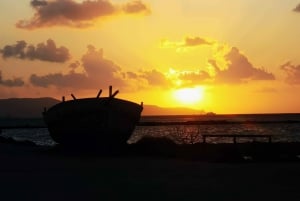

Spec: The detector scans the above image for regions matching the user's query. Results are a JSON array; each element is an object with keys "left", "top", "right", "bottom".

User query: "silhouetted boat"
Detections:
[{"left": 43, "top": 86, "right": 143, "bottom": 147}]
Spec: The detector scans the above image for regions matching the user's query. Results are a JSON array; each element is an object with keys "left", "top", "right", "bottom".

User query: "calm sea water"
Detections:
[{"left": 0, "top": 114, "right": 300, "bottom": 146}]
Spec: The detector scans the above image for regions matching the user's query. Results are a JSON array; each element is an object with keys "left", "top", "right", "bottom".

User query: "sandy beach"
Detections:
[{"left": 0, "top": 140, "right": 300, "bottom": 201}]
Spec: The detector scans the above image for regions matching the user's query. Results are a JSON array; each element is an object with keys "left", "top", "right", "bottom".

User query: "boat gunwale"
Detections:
[{"left": 44, "top": 97, "right": 143, "bottom": 114}]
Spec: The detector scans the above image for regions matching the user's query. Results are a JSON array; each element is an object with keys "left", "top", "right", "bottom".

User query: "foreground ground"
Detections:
[{"left": 0, "top": 140, "right": 300, "bottom": 201}]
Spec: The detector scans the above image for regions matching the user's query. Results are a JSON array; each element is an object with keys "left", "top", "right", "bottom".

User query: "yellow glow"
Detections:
[{"left": 173, "top": 87, "right": 204, "bottom": 106}]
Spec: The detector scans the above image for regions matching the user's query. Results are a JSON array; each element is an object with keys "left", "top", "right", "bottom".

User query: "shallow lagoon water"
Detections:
[{"left": 1, "top": 114, "right": 300, "bottom": 146}]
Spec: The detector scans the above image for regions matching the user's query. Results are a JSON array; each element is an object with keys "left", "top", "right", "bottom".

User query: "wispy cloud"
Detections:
[
  {"left": 293, "top": 3, "right": 300, "bottom": 12},
  {"left": 0, "top": 71, "right": 24, "bottom": 87},
  {"left": 160, "top": 36, "right": 212, "bottom": 52},
  {"left": 177, "top": 70, "right": 211, "bottom": 86},
  {"left": 16, "top": 0, "right": 150, "bottom": 29},
  {"left": 280, "top": 62, "right": 300, "bottom": 84},
  {"left": 184, "top": 37, "right": 212, "bottom": 46},
  {"left": 0, "top": 39, "right": 70, "bottom": 63}
]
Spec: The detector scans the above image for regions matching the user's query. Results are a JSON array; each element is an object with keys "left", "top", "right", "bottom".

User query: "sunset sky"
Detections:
[{"left": 1, "top": 0, "right": 300, "bottom": 114}]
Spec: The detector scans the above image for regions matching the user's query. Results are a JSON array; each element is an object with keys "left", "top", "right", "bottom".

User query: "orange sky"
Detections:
[{"left": 1, "top": 0, "right": 300, "bottom": 114}]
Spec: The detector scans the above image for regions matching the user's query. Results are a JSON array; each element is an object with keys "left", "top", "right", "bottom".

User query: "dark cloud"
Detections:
[
  {"left": 0, "top": 39, "right": 70, "bottom": 63},
  {"left": 26, "top": 39, "right": 71, "bottom": 62},
  {"left": 210, "top": 47, "right": 275, "bottom": 83},
  {"left": 184, "top": 37, "right": 211, "bottom": 47},
  {"left": 31, "top": 0, "right": 47, "bottom": 7},
  {"left": 1, "top": 41, "right": 27, "bottom": 59},
  {"left": 293, "top": 4, "right": 300, "bottom": 12},
  {"left": 30, "top": 72, "right": 89, "bottom": 88},
  {"left": 0, "top": 71, "right": 24, "bottom": 87},
  {"left": 17, "top": 0, "right": 150, "bottom": 29},
  {"left": 280, "top": 62, "right": 300, "bottom": 85}
]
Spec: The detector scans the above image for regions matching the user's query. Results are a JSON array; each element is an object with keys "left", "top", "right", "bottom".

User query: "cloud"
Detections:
[
  {"left": 178, "top": 70, "right": 211, "bottom": 86},
  {"left": 160, "top": 36, "right": 212, "bottom": 50},
  {"left": 30, "top": 45, "right": 124, "bottom": 89},
  {"left": 184, "top": 37, "right": 212, "bottom": 46},
  {"left": 293, "top": 4, "right": 300, "bottom": 12},
  {"left": 123, "top": 0, "right": 150, "bottom": 14},
  {"left": 16, "top": 0, "right": 150, "bottom": 29},
  {"left": 210, "top": 47, "right": 275, "bottom": 83},
  {"left": 126, "top": 71, "right": 138, "bottom": 79},
  {"left": 280, "top": 62, "right": 300, "bottom": 85},
  {"left": 81, "top": 45, "right": 124, "bottom": 86},
  {"left": 0, "top": 39, "right": 70, "bottom": 63},
  {"left": 1, "top": 41, "right": 27, "bottom": 59},
  {"left": 31, "top": 0, "right": 47, "bottom": 7},
  {"left": 29, "top": 45, "right": 172, "bottom": 91},
  {"left": 27, "top": 42, "right": 275, "bottom": 91},
  {"left": 30, "top": 72, "right": 90, "bottom": 88},
  {"left": 121, "top": 69, "right": 172, "bottom": 91},
  {"left": 159, "top": 36, "right": 275, "bottom": 85},
  {"left": 139, "top": 69, "right": 170, "bottom": 86},
  {"left": 68, "top": 60, "right": 80, "bottom": 74},
  {"left": 162, "top": 45, "right": 275, "bottom": 86},
  {"left": 0, "top": 71, "right": 24, "bottom": 87}
]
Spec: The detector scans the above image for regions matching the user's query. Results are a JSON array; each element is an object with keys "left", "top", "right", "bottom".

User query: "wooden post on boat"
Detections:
[
  {"left": 71, "top": 94, "right": 76, "bottom": 100},
  {"left": 108, "top": 86, "right": 119, "bottom": 98},
  {"left": 96, "top": 89, "right": 102, "bottom": 98},
  {"left": 111, "top": 90, "right": 119, "bottom": 98},
  {"left": 109, "top": 86, "right": 112, "bottom": 97}
]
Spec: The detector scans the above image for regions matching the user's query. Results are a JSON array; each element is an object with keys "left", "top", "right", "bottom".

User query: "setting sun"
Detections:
[{"left": 173, "top": 87, "right": 204, "bottom": 106}]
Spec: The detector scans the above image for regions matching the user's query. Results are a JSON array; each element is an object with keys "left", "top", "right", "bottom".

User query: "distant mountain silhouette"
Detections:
[
  {"left": 0, "top": 98, "right": 59, "bottom": 118},
  {"left": 0, "top": 98, "right": 203, "bottom": 118},
  {"left": 142, "top": 105, "right": 203, "bottom": 116}
]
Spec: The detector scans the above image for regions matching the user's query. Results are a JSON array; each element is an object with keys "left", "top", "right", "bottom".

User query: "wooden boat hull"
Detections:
[{"left": 43, "top": 97, "right": 143, "bottom": 146}]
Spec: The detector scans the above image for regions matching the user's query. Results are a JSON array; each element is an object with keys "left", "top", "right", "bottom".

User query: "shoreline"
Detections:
[
  {"left": 0, "top": 138, "right": 300, "bottom": 201},
  {"left": 1, "top": 135, "right": 300, "bottom": 162},
  {"left": 0, "top": 140, "right": 300, "bottom": 200}
]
